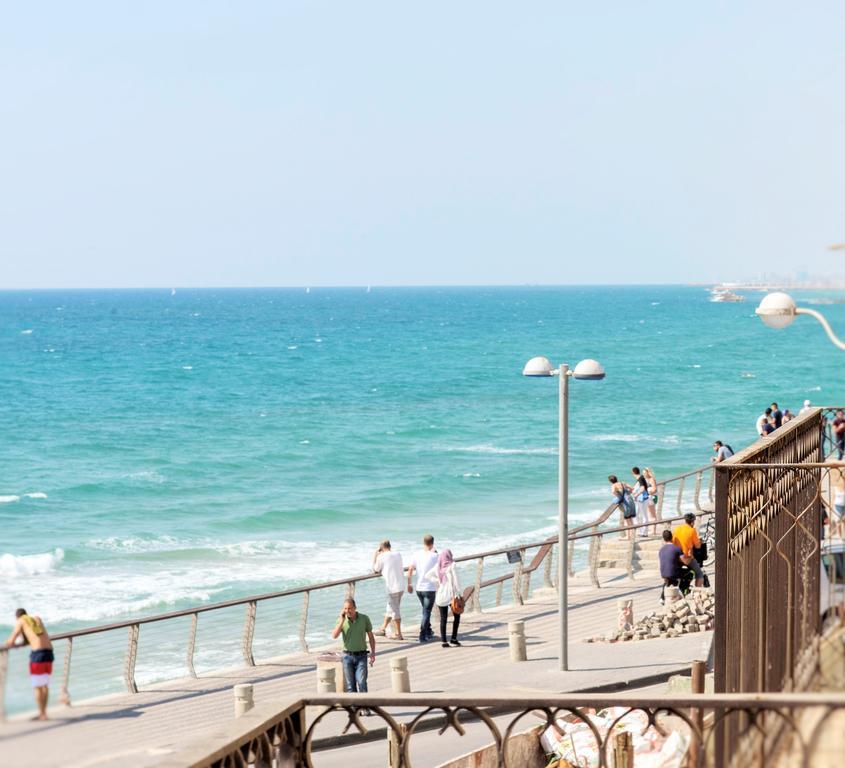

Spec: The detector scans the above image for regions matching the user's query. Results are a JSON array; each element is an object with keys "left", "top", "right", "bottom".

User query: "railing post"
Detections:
[
  {"left": 242, "top": 601, "right": 257, "bottom": 666},
  {"left": 299, "top": 591, "right": 311, "bottom": 652},
  {"left": 657, "top": 483, "right": 666, "bottom": 518},
  {"left": 187, "top": 613, "right": 198, "bottom": 678},
  {"left": 0, "top": 648, "right": 7, "bottom": 722},
  {"left": 496, "top": 581, "right": 503, "bottom": 607},
  {"left": 60, "top": 637, "right": 73, "bottom": 706},
  {"left": 513, "top": 549, "right": 525, "bottom": 605},
  {"left": 675, "top": 476, "right": 686, "bottom": 515},
  {"left": 708, "top": 469, "right": 715, "bottom": 502},
  {"left": 124, "top": 624, "right": 139, "bottom": 694},
  {"left": 543, "top": 546, "right": 554, "bottom": 588},
  {"left": 345, "top": 581, "right": 356, "bottom": 600},
  {"left": 693, "top": 471, "right": 703, "bottom": 511},
  {"left": 626, "top": 537, "right": 636, "bottom": 581},
  {"left": 568, "top": 537, "right": 576, "bottom": 577},
  {"left": 589, "top": 530, "right": 602, "bottom": 589},
  {"left": 472, "top": 558, "right": 484, "bottom": 613},
  {"left": 690, "top": 659, "right": 706, "bottom": 767}
]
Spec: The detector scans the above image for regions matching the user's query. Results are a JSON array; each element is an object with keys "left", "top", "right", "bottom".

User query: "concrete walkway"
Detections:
[{"left": 0, "top": 567, "right": 713, "bottom": 767}]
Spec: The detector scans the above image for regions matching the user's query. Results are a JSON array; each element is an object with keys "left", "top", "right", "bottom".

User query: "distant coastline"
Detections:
[{"left": 690, "top": 281, "right": 845, "bottom": 292}]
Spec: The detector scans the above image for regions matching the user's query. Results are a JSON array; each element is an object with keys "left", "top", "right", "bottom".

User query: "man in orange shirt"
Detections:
[{"left": 672, "top": 513, "right": 704, "bottom": 588}]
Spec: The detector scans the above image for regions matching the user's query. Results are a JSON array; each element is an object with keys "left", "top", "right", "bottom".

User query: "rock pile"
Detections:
[{"left": 593, "top": 589, "right": 715, "bottom": 643}]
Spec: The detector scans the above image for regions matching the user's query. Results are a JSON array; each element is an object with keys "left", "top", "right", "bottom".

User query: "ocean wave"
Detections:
[
  {"left": 443, "top": 444, "right": 556, "bottom": 456},
  {"left": 0, "top": 495, "right": 20, "bottom": 503},
  {"left": 122, "top": 470, "right": 166, "bottom": 484},
  {"left": 0, "top": 491, "right": 48, "bottom": 503},
  {"left": 24, "top": 492, "right": 48, "bottom": 499},
  {"left": 0, "top": 549, "right": 64, "bottom": 577},
  {"left": 590, "top": 434, "right": 681, "bottom": 445},
  {"left": 20, "top": 329, "right": 33, "bottom": 334}
]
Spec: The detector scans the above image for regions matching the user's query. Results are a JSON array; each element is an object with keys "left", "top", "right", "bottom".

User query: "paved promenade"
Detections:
[{"left": 0, "top": 567, "right": 713, "bottom": 768}]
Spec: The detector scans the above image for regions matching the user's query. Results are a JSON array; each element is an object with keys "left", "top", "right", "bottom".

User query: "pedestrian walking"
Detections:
[
  {"left": 330, "top": 598, "right": 376, "bottom": 693},
  {"left": 426, "top": 549, "right": 463, "bottom": 648},
  {"left": 631, "top": 467, "right": 651, "bottom": 537},
  {"left": 372, "top": 540, "right": 404, "bottom": 640},
  {"left": 2, "top": 608, "right": 54, "bottom": 720},
  {"left": 672, "top": 513, "right": 704, "bottom": 588},
  {"left": 643, "top": 467, "right": 660, "bottom": 536},
  {"left": 406, "top": 534, "right": 439, "bottom": 643},
  {"left": 609, "top": 475, "right": 636, "bottom": 539}
]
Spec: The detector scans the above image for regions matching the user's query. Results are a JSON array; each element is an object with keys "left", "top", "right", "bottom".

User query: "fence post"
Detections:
[
  {"left": 626, "top": 537, "right": 636, "bottom": 581},
  {"left": 472, "top": 558, "right": 484, "bottom": 613},
  {"left": 588, "top": 531, "right": 602, "bottom": 589},
  {"left": 693, "top": 471, "right": 703, "bottom": 511},
  {"left": 689, "top": 659, "right": 706, "bottom": 766},
  {"left": 657, "top": 483, "right": 666, "bottom": 518},
  {"left": 612, "top": 731, "right": 633, "bottom": 768},
  {"left": 388, "top": 723, "right": 408, "bottom": 768},
  {"left": 299, "top": 591, "right": 311, "bottom": 652},
  {"left": 60, "top": 637, "right": 73, "bottom": 706},
  {"left": 568, "top": 538, "right": 576, "bottom": 577},
  {"left": 675, "top": 476, "right": 686, "bottom": 515},
  {"left": 496, "top": 581, "right": 503, "bottom": 607},
  {"left": 124, "top": 624, "right": 140, "bottom": 694},
  {"left": 512, "top": 549, "right": 525, "bottom": 605},
  {"left": 0, "top": 649, "right": 7, "bottom": 722},
  {"left": 543, "top": 546, "right": 554, "bottom": 588},
  {"left": 242, "top": 601, "right": 257, "bottom": 666},
  {"left": 345, "top": 581, "right": 356, "bottom": 600},
  {"left": 187, "top": 613, "right": 198, "bottom": 678}
]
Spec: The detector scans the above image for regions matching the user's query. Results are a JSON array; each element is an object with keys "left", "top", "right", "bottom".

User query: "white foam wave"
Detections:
[
  {"left": 461, "top": 472, "right": 481, "bottom": 478},
  {"left": 0, "top": 495, "right": 20, "bottom": 503},
  {"left": 123, "top": 470, "right": 166, "bottom": 484},
  {"left": 444, "top": 444, "right": 556, "bottom": 456},
  {"left": 20, "top": 329, "right": 33, "bottom": 334},
  {"left": 809, "top": 386, "right": 822, "bottom": 392},
  {"left": 590, "top": 434, "right": 681, "bottom": 445},
  {"left": 24, "top": 492, "right": 47, "bottom": 499},
  {"left": 0, "top": 549, "right": 64, "bottom": 577},
  {"left": 182, "top": 365, "right": 193, "bottom": 370},
  {"left": 287, "top": 345, "right": 298, "bottom": 350}
]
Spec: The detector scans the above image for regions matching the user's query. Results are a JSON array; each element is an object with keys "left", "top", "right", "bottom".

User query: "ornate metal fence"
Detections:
[{"left": 157, "top": 691, "right": 845, "bottom": 768}]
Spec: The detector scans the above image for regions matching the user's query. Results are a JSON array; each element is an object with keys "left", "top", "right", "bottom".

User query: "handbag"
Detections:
[{"left": 450, "top": 595, "right": 465, "bottom": 614}]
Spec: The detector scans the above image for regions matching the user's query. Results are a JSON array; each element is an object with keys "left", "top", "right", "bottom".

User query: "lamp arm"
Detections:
[{"left": 795, "top": 307, "right": 845, "bottom": 351}]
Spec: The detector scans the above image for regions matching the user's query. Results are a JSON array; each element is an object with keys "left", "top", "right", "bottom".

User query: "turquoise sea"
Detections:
[{"left": 1, "top": 286, "right": 843, "bottom": 710}]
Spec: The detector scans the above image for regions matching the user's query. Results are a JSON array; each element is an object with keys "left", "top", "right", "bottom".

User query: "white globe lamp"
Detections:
[{"left": 755, "top": 292, "right": 797, "bottom": 330}]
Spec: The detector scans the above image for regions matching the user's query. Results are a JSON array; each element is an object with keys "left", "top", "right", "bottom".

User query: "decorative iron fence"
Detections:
[
  {"left": 0, "top": 461, "right": 715, "bottom": 719},
  {"left": 157, "top": 690, "right": 845, "bottom": 768}
]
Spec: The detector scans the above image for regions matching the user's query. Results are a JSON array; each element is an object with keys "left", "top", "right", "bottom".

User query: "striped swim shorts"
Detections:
[{"left": 29, "top": 648, "right": 54, "bottom": 688}]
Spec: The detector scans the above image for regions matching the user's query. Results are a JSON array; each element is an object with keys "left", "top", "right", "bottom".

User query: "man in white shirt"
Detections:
[
  {"left": 372, "top": 540, "right": 405, "bottom": 640},
  {"left": 755, "top": 408, "right": 772, "bottom": 436},
  {"left": 406, "top": 534, "right": 439, "bottom": 643}
]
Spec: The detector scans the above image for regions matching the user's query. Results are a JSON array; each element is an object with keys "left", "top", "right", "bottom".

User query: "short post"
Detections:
[
  {"left": 617, "top": 599, "right": 634, "bottom": 631},
  {"left": 317, "top": 665, "right": 336, "bottom": 693},
  {"left": 0, "top": 649, "right": 7, "bottom": 722},
  {"left": 390, "top": 656, "right": 411, "bottom": 693},
  {"left": 689, "top": 658, "right": 706, "bottom": 765},
  {"left": 233, "top": 683, "right": 254, "bottom": 718},
  {"left": 508, "top": 620, "right": 527, "bottom": 662},
  {"left": 612, "top": 731, "right": 633, "bottom": 768}
]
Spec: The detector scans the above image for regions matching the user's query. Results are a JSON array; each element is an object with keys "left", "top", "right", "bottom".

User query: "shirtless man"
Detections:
[{"left": 3, "top": 608, "right": 54, "bottom": 720}]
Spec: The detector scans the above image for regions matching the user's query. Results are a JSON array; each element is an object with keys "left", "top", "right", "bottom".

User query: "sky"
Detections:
[{"left": 1, "top": 2, "right": 844, "bottom": 288}]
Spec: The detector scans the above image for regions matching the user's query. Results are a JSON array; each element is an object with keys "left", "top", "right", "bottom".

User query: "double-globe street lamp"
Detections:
[
  {"left": 522, "top": 356, "right": 605, "bottom": 672},
  {"left": 755, "top": 291, "right": 845, "bottom": 351}
]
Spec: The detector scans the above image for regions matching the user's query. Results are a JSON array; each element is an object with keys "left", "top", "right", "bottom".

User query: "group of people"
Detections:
[
  {"left": 331, "top": 534, "right": 464, "bottom": 694},
  {"left": 755, "top": 400, "right": 815, "bottom": 437},
  {"left": 658, "top": 513, "right": 707, "bottom": 600},
  {"left": 608, "top": 467, "right": 659, "bottom": 538}
]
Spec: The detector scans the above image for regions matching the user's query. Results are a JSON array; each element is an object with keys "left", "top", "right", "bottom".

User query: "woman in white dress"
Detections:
[{"left": 426, "top": 549, "right": 462, "bottom": 648}]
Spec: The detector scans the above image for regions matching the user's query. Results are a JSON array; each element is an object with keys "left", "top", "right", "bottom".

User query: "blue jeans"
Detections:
[
  {"left": 342, "top": 652, "right": 368, "bottom": 693},
  {"left": 416, "top": 591, "right": 436, "bottom": 640}
]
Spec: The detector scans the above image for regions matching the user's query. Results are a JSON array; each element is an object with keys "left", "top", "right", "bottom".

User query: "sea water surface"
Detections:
[{"left": 1, "top": 286, "right": 843, "bottom": 707}]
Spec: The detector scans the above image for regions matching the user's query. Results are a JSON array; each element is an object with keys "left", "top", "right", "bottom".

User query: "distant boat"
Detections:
[{"left": 710, "top": 288, "right": 745, "bottom": 303}]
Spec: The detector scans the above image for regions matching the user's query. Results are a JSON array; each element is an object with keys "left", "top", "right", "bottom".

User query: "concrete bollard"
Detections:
[
  {"left": 317, "top": 665, "right": 337, "bottom": 693},
  {"left": 617, "top": 599, "right": 634, "bottom": 631},
  {"left": 233, "top": 684, "right": 254, "bottom": 718},
  {"left": 508, "top": 620, "right": 527, "bottom": 662},
  {"left": 390, "top": 656, "right": 411, "bottom": 693}
]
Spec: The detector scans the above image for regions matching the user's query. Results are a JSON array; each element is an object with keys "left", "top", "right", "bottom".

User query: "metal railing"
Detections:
[
  {"left": 0, "top": 460, "right": 715, "bottom": 718},
  {"left": 157, "top": 689, "right": 845, "bottom": 768},
  {"left": 712, "top": 407, "right": 845, "bottom": 760}
]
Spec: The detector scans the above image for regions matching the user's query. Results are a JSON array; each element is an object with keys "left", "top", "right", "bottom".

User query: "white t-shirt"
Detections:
[
  {"left": 755, "top": 414, "right": 767, "bottom": 435},
  {"left": 412, "top": 549, "right": 439, "bottom": 592},
  {"left": 374, "top": 550, "right": 405, "bottom": 593}
]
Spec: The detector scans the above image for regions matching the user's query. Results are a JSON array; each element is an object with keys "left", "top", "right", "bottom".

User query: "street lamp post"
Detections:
[
  {"left": 755, "top": 292, "right": 845, "bottom": 351},
  {"left": 522, "top": 355, "right": 605, "bottom": 672}
]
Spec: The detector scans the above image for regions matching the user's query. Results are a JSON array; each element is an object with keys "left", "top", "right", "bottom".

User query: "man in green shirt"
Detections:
[{"left": 331, "top": 598, "right": 376, "bottom": 693}]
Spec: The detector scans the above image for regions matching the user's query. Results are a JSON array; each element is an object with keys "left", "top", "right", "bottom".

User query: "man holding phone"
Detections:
[{"left": 331, "top": 597, "right": 376, "bottom": 693}]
